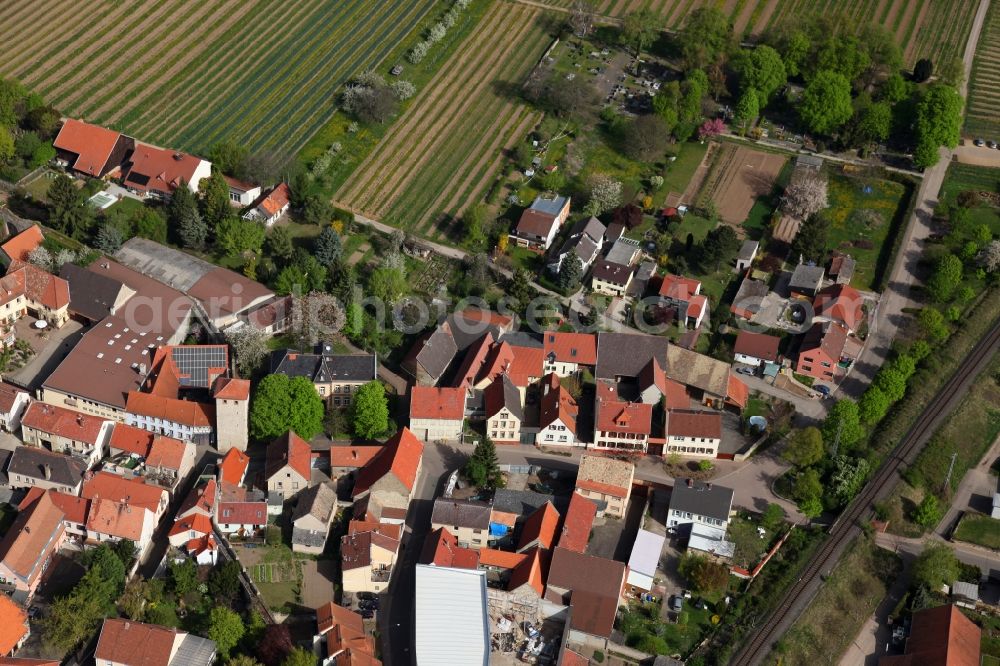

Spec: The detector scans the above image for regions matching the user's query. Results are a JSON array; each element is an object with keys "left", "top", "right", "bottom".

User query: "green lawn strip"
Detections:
[
  {"left": 336, "top": 2, "right": 508, "bottom": 207},
  {"left": 121, "top": 0, "right": 306, "bottom": 132},
  {"left": 74, "top": 0, "right": 225, "bottom": 118},
  {"left": 0, "top": 0, "right": 63, "bottom": 49},
  {"left": 770, "top": 536, "right": 901, "bottom": 664},
  {"left": 256, "top": 0, "right": 440, "bottom": 154},
  {"left": 618, "top": 599, "right": 717, "bottom": 657},
  {"left": 140, "top": 0, "right": 329, "bottom": 145},
  {"left": 239, "top": 0, "right": 434, "bottom": 151},
  {"left": 11, "top": 2, "right": 123, "bottom": 83},
  {"left": 661, "top": 141, "right": 710, "bottom": 203},
  {"left": 30, "top": 1, "right": 151, "bottom": 100},
  {"left": 178, "top": 0, "right": 362, "bottom": 151},
  {"left": 954, "top": 514, "right": 1000, "bottom": 550}
]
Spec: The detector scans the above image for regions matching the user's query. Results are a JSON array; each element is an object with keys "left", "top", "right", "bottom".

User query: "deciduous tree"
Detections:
[
  {"left": 783, "top": 427, "right": 824, "bottom": 467},
  {"left": 679, "top": 7, "right": 732, "bottom": 69},
  {"left": 351, "top": 380, "right": 389, "bottom": 439},
  {"left": 568, "top": 0, "right": 596, "bottom": 38},
  {"left": 281, "top": 648, "right": 317, "bottom": 666},
  {"left": 679, "top": 552, "right": 730, "bottom": 592},
  {"left": 799, "top": 70, "right": 853, "bottom": 135},
  {"left": 912, "top": 494, "right": 942, "bottom": 529},
  {"left": 207, "top": 606, "right": 244, "bottom": 659},
  {"left": 912, "top": 542, "right": 960, "bottom": 590},
  {"left": 265, "top": 225, "right": 295, "bottom": 262},
  {"left": 733, "top": 88, "right": 759, "bottom": 134},
  {"left": 622, "top": 113, "right": 671, "bottom": 161},
  {"left": 918, "top": 307, "right": 950, "bottom": 342},
  {"left": 250, "top": 374, "right": 324, "bottom": 440},
  {"left": 209, "top": 140, "right": 249, "bottom": 179},
  {"left": 821, "top": 399, "right": 864, "bottom": 450},
  {"left": 226, "top": 325, "right": 269, "bottom": 376},
  {"left": 218, "top": 217, "right": 265, "bottom": 258},
  {"left": 913, "top": 84, "right": 963, "bottom": 168},
  {"left": 858, "top": 385, "right": 890, "bottom": 424},
  {"left": 734, "top": 45, "right": 786, "bottom": 103},
  {"left": 927, "top": 254, "right": 963, "bottom": 302},
  {"left": 621, "top": 9, "right": 660, "bottom": 57}
]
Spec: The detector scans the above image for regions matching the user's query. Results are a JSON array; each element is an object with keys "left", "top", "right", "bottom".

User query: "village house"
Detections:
[
  {"left": 122, "top": 144, "right": 212, "bottom": 200},
  {"left": 544, "top": 547, "right": 627, "bottom": 645},
  {"left": 270, "top": 348, "right": 377, "bottom": 406},
  {"left": 313, "top": 602, "right": 380, "bottom": 666},
  {"left": 7, "top": 447, "right": 86, "bottom": 494},
  {"left": 95, "top": 617, "right": 217, "bottom": 666},
  {"left": 547, "top": 216, "right": 606, "bottom": 274},
  {"left": 401, "top": 308, "right": 515, "bottom": 385},
  {"left": 509, "top": 194, "right": 571, "bottom": 251},
  {"left": 589, "top": 259, "right": 634, "bottom": 297},
  {"left": 788, "top": 263, "right": 825, "bottom": 299},
  {"left": 243, "top": 183, "right": 291, "bottom": 226},
  {"left": 329, "top": 445, "right": 383, "bottom": 479},
  {"left": 215, "top": 489, "right": 267, "bottom": 538},
  {"left": 145, "top": 435, "right": 194, "bottom": 489},
  {"left": 265, "top": 431, "right": 312, "bottom": 501},
  {"left": 82, "top": 471, "right": 170, "bottom": 522},
  {"left": 0, "top": 490, "right": 66, "bottom": 603},
  {"left": 592, "top": 380, "right": 652, "bottom": 452},
  {"left": 20, "top": 401, "right": 113, "bottom": 468},
  {"left": 351, "top": 427, "right": 423, "bottom": 514},
  {"left": 217, "top": 448, "right": 250, "bottom": 487},
  {"left": 430, "top": 499, "right": 491, "bottom": 549},
  {"left": 796, "top": 321, "right": 849, "bottom": 382},
  {"left": 0, "top": 382, "right": 29, "bottom": 432},
  {"left": 730, "top": 272, "right": 770, "bottom": 321},
  {"left": 223, "top": 175, "right": 261, "bottom": 207},
  {"left": 340, "top": 521, "right": 402, "bottom": 595},
  {"left": 19, "top": 487, "right": 89, "bottom": 542},
  {"left": 420, "top": 527, "right": 480, "bottom": 569},
  {"left": 880, "top": 604, "right": 980, "bottom": 666},
  {"left": 58, "top": 262, "right": 136, "bottom": 325},
  {"left": 483, "top": 375, "right": 523, "bottom": 444},
  {"left": 667, "top": 479, "right": 734, "bottom": 531},
  {"left": 574, "top": 455, "right": 634, "bottom": 519},
  {"left": 167, "top": 513, "right": 214, "bottom": 561},
  {"left": 0, "top": 594, "right": 29, "bottom": 656},
  {"left": 536, "top": 373, "right": 580, "bottom": 447},
  {"left": 665, "top": 409, "right": 723, "bottom": 458},
  {"left": 292, "top": 483, "right": 338, "bottom": 555},
  {"left": 813, "top": 284, "right": 865, "bottom": 334},
  {"left": 556, "top": 493, "right": 597, "bottom": 554},
  {"left": 53, "top": 119, "right": 134, "bottom": 179},
  {"left": 0, "top": 261, "right": 71, "bottom": 330},
  {"left": 0, "top": 226, "right": 44, "bottom": 267},
  {"left": 733, "top": 331, "right": 781, "bottom": 367},
  {"left": 516, "top": 501, "right": 560, "bottom": 553},
  {"left": 176, "top": 479, "right": 217, "bottom": 523},
  {"left": 658, "top": 274, "right": 708, "bottom": 329},
  {"left": 408, "top": 386, "right": 465, "bottom": 442},
  {"left": 542, "top": 331, "right": 597, "bottom": 376}
]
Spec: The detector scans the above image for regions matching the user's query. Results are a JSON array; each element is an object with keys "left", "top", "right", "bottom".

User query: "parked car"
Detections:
[
  {"left": 736, "top": 366, "right": 755, "bottom": 376},
  {"left": 815, "top": 384, "right": 831, "bottom": 396},
  {"left": 989, "top": 140, "right": 998, "bottom": 149},
  {"left": 974, "top": 138, "right": 986, "bottom": 146},
  {"left": 669, "top": 596, "right": 683, "bottom": 612}
]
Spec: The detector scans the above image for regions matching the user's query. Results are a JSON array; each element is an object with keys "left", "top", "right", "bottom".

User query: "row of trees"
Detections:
[{"left": 0, "top": 77, "right": 60, "bottom": 181}]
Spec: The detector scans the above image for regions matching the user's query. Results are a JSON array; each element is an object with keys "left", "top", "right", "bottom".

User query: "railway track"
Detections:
[{"left": 729, "top": 315, "right": 1000, "bottom": 666}]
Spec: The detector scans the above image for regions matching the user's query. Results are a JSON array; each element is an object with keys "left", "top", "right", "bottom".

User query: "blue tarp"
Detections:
[{"left": 489, "top": 522, "right": 510, "bottom": 537}]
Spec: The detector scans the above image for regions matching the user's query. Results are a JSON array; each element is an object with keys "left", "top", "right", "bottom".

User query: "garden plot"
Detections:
[{"left": 695, "top": 144, "right": 785, "bottom": 227}]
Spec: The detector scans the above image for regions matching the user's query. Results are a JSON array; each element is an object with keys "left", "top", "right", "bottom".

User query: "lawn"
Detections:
[
  {"left": 822, "top": 170, "right": 913, "bottom": 291},
  {"left": 727, "top": 513, "right": 778, "bottom": 570},
  {"left": 953, "top": 513, "right": 1000, "bottom": 550},
  {"left": 617, "top": 599, "right": 717, "bottom": 658},
  {"left": 772, "top": 535, "right": 901, "bottom": 664},
  {"left": 939, "top": 163, "right": 1000, "bottom": 236}
]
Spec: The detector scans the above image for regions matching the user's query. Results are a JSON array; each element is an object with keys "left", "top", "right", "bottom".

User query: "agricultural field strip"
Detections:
[
  {"left": 337, "top": 2, "right": 517, "bottom": 204},
  {"left": 366, "top": 11, "right": 541, "bottom": 217},
  {"left": 0, "top": 1, "right": 128, "bottom": 74},
  {"left": 335, "top": 1, "right": 509, "bottom": 200},
  {"left": 173, "top": 0, "right": 371, "bottom": 149},
  {"left": 30, "top": 0, "right": 172, "bottom": 102},
  {"left": 243, "top": 0, "right": 439, "bottom": 154},
  {"left": 86, "top": 1, "right": 261, "bottom": 120},
  {"left": 965, "top": 0, "right": 1000, "bottom": 135},
  {"left": 0, "top": 0, "right": 65, "bottom": 52},
  {"left": 121, "top": 0, "right": 319, "bottom": 137},
  {"left": 57, "top": 1, "right": 223, "bottom": 112}
]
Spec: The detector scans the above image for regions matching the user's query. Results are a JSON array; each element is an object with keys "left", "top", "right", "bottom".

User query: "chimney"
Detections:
[
  {"left": 686, "top": 478, "right": 693, "bottom": 487},
  {"left": 43, "top": 464, "right": 52, "bottom": 480}
]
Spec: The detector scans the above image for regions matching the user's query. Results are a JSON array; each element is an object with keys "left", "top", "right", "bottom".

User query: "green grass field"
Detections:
[
  {"left": 954, "top": 513, "right": 1000, "bottom": 550},
  {"left": 966, "top": 0, "right": 1000, "bottom": 138},
  {"left": 0, "top": 0, "right": 441, "bottom": 156}
]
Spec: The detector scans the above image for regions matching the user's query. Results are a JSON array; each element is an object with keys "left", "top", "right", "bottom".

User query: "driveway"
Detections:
[
  {"left": 6, "top": 319, "right": 84, "bottom": 392},
  {"left": 934, "top": 434, "right": 1000, "bottom": 538},
  {"left": 737, "top": 373, "right": 827, "bottom": 425},
  {"left": 954, "top": 141, "right": 1000, "bottom": 167}
]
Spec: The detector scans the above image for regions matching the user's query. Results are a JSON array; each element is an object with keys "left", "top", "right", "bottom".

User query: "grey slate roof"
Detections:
[
  {"left": 292, "top": 482, "right": 337, "bottom": 524},
  {"left": 431, "top": 498, "right": 491, "bottom": 529},
  {"left": 484, "top": 374, "right": 524, "bottom": 422},
  {"left": 60, "top": 263, "right": 131, "bottom": 321},
  {"left": 789, "top": 264, "right": 825, "bottom": 292},
  {"left": 737, "top": 240, "right": 759, "bottom": 262},
  {"left": 492, "top": 489, "right": 569, "bottom": 516},
  {"left": 270, "top": 349, "right": 377, "bottom": 383},
  {"left": 498, "top": 332, "right": 542, "bottom": 348},
  {"left": 291, "top": 526, "right": 329, "bottom": 549},
  {"left": 668, "top": 480, "right": 734, "bottom": 522},
  {"left": 8, "top": 446, "right": 86, "bottom": 487},
  {"left": 528, "top": 194, "right": 568, "bottom": 217},
  {"left": 732, "top": 275, "right": 770, "bottom": 311},
  {"left": 413, "top": 324, "right": 460, "bottom": 381},
  {"left": 605, "top": 237, "right": 641, "bottom": 265},
  {"left": 596, "top": 332, "right": 669, "bottom": 380}
]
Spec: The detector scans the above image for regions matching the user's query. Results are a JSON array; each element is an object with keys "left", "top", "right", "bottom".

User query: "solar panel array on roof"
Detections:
[{"left": 170, "top": 346, "right": 228, "bottom": 388}]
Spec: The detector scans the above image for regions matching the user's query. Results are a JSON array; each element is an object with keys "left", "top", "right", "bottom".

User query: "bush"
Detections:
[{"left": 592, "top": 651, "right": 604, "bottom": 664}]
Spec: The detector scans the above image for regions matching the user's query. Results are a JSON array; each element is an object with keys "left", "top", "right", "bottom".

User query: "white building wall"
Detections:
[
  {"left": 734, "top": 353, "right": 764, "bottom": 367},
  {"left": 664, "top": 435, "right": 720, "bottom": 458},
  {"left": 535, "top": 420, "right": 578, "bottom": 446},
  {"left": 409, "top": 417, "right": 462, "bottom": 442}
]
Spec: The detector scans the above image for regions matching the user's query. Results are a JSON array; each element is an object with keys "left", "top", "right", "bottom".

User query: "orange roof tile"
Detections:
[
  {"left": 0, "top": 491, "right": 65, "bottom": 585},
  {"left": 177, "top": 478, "right": 217, "bottom": 518},
  {"left": 124, "top": 144, "right": 207, "bottom": 197},
  {"left": 419, "top": 527, "right": 480, "bottom": 569},
  {"left": 450, "top": 334, "right": 494, "bottom": 389},
  {"left": 478, "top": 341, "right": 517, "bottom": 386},
  {"left": 542, "top": 331, "right": 597, "bottom": 365},
  {"left": 658, "top": 273, "right": 701, "bottom": 300},
  {"left": 109, "top": 423, "right": 155, "bottom": 457},
  {"left": 508, "top": 345, "right": 544, "bottom": 387},
  {"left": 538, "top": 373, "right": 578, "bottom": 433},
  {"left": 95, "top": 618, "right": 178, "bottom": 666},
  {"left": 19, "top": 487, "right": 89, "bottom": 525},
  {"left": 666, "top": 409, "right": 722, "bottom": 439},
  {"left": 82, "top": 471, "right": 166, "bottom": 513},
  {"left": 258, "top": 183, "right": 291, "bottom": 218},
  {"left": 52, "top": 120, "right": 122, "bottom": 177},
  {"left": 125, "top": 391, "right": 214, "bottom": 427},
  {"left": 0, "top": 596, "right": 27, "bottom": 656},
  {"left": 518, "top": 501, "right": 560, "bottom": 551},
  {"left": 560, "top": 648, "right": 589, "bottom": 666},
  {"left": 3, "top": 262, "right": 70, "bottom": 311},
  {"left": 478, "top": 548, "right": 528, "bottom": 570},
  {"left": 595, "top": 381, "right": 652, "bottom": 435},
  {"left": 218, "top": 448, "right": 249, "bottom": 486},
  {"left": 727, "top": 373, "right": 749, "bottom": 409},
  {"left": 265, "top": 431, "right": 312, "bottom": 481},
  {"left": 146, "top": 435, "right": 186, "bottom": 470},
  {"left": 352, "top": 428, "right": 424, "bottom": 497},
  {"left": 21, "top": 401, "right": 107, "bottom": 445},
  {"left": 316, "top": 601, "right": 364, "bottom": 635},
  {"left": 508, "top": 546, "right": 550, "bottom": 596},
  {"left": 330, "top": 446, "right": 384, "bottom": 469},
  {"left": 409, "top": 386, "right": 465, "bottom": 421},
  {"left": 87, "top": 497, "right": 147, "bottom": 541},
  {"left": 169, "top": 513, "right": 213, "bottom": 538},
  {"left": 813, "top": 284, "right": 865, "bottom": 331},
  {"left": 0, "top": 226, "right": 43, "bottom": 263},
  {"left": 212, "top": 376, "right": 250, "bottom": 400},
  {"left": 557, "top": 493, "right": 597, "bottom": 553}
]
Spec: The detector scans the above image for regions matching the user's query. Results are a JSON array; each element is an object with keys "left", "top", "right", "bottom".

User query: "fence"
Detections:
[
  {"left": 500, "top": 463, "right": 538, "bottom": 475},
  {"left": 730, "top": 526, "right": 795, "bottom": 580}
]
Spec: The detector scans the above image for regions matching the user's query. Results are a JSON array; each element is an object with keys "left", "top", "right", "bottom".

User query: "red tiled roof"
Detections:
[
  {"left": 687, "top": 293, "right": 707, "bottom": 319},
  {"left": 82, "top": 471, "right": 165, "bottom": 513},
  {"left": 169, "top": 513, "right": 212, "bottom": 538},
  {"left": 813, "top": 284, "right": 865, "bottom": 331},
  {"left": 880, "top": 604, "right": 980, "bottom": 666},
  {"left": 316, "top": 601, "right": 364, "bottom": 635},
  {"left": 595, "top": 381, "right": 652, "bottom": 435},
  {"left": 53, "top": 119, "right": 121, "bottom": 177},
  {"left": 419, "top": 527, "right": 480, "bottom": 569},
  {"left": 0, "top": 382, "right": 26, "bottom": 415},
  {"left": 21, "top": 401, "right": 107, "bottom": 445},
  {"left": 87, "top": 497, "right": 147, "bottom": 541},
  {"left": 217, "top": 501, "right": 267, "bottom": 526},
  {"left": 734, "top": 331, "right": 781, "bottom": 362},
  {"left": 557, "top": 493, "right": 597, "bottom": 553},
  {"left": 409, "top": 386, "right": 465, "bottom": 421},
  {"left": 265, "top": 431, "right": 312, "bottom": 481},
  {"left": 543, "top": 332, "right": 597, "bottom": 365},
  {"left": 0, "top": 491, "right": 64, "bottom": 585},
  {"left": 223, "top": 175, "right": 257, "bottom": 193},
  {"left": 177, "top": 478, "right": 217, "bottom": 518},
  {"left": 518, "top": 501, "right": 560, "bottom": 551},
  {"left": 727, "top": 373, "right": 749, "bottom": 409},
  {"left": 185, "top": 534, "right": 216, "bottom": 557},
  {"left": 348, "top": 520, "right": 404, "bottom": 541},
  {"left": 19, "top": 487, "right": 89, "bottom": 525},
  {"left": 124, "top": 144, "right": 206, "bottom": 196},
  {"left": 258, "top": 183, "right": 290, "bottom": 218},
  {"left": 218, "top": 448, "right": 249, "bottom": 486},
  {"left": 3, "top": 263, "right": 71, "bottom": 311},
  {"left": 352, "top": 428, "right": 423, "bottom": 496},
  {"left": 146, "top": 435, "right": 186, "bottom": 470},
  {"left": 125, "top": 391, "right": 214, "bottom": 427},
  {"left": 515, "top": 209, "right": 560, "bottom": 238},
  {"left": 478, "top": 548, "right": 528, "bottom": 570},
  {"left": 478, "top": 341, "right": 516, "bottom": 385},
  {"left": 658, "top": 273, "right": 701, "bottom": 300},
  {"left": 455, "top": 307, "right": 514, "bottom": 330},
  {"left": 330, "top": 446, "right": 384, "bottom": 469},
  {"left": 560, "top": 648, "right": 589, "bottom": 666},
  {"left": 0, "top": 595, "right": 27, "bottom": 656},
  {"left": 667, "top": 409, "right": 722, "bottom": 439},
  {"left": 508, "top": 344, "right": 544, "bottom": 387},
  {"left": 95, "top": 618, "right": 178, "bottom": 666},
  {"left": 109, "top": 423, "right": 155, "bottom": 457},
  {"left": 0, "top": 226, "right": 43, "bottom": 263},
  {"left": 662, "top": 376, "right": 690, "bottom": 410},
  {"left": 538, "top": 374, "right": 578, "bottom": 433},
  {"left": 450, "top": 334, "right": 493, "bottom": 389},
  {"left": 212, "top": 376, "right": 250, "bottom": 400},
  {"left": 508, "top": 546, "right": 550, "bottom": 596}
]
